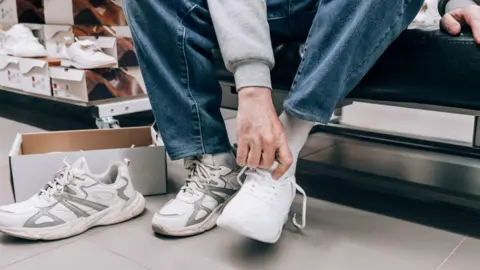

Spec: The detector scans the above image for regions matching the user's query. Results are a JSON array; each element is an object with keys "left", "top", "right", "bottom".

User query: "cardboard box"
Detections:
[
  {"left": 50, "top": 66, "right": 146, "bottom": 102},
  {"left": 0, "top": 0, "right": 18, "bottom": 24},
  {"left": 0, "top": 56, "right": 22, "bottom": 89},
  {"left": 9, "top": 126, "right": 167, "bottom": 202},
  {"left": 0, "top": 0, "right": 45, "bottom": 24},
  {"left": 44, "top": 25, "right": 74, "bottom": 59},
  {"left": 44, "top": 0, "right": 127, "bottom": 26},
  {"left": 19, "top": 58, "right": 51, "bottom": 96}
]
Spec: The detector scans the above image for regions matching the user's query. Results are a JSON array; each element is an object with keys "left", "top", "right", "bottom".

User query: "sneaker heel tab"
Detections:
[{"left": 123, "top": 158, "right": 131, "bottom": 167}]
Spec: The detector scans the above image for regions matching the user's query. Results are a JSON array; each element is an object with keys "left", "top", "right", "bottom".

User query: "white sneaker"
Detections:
[
  {"left": 61, "top": 39, "right": 117, "bottom": 69},
  {"left": 152, "top": 153, "right": 242, "bottom": 236},
  {"left": 217, "top": 165, "right": 307, "bottom": 243},
  {"left": 0, "top": 157, "right": 146, "bottom": 240},
  {"left": 1, "top": 24, "right": 47, "bottom": 58}
]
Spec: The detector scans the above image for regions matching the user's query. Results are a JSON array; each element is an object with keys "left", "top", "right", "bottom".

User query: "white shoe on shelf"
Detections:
[
  {"left": 0, "top": 157, "right": 146, "bottom": 240},
  {"left": 217, "top": 165, "right": 307, "bottom": 243},
  {"left": 151, "top": 153, "right": 242, "bottom": 236},
  {"left": 61, "top": 39, "right": 117, "bottom": 69},
  {"left": 2, "top": 24, "right": 47, "bottom": 58}
]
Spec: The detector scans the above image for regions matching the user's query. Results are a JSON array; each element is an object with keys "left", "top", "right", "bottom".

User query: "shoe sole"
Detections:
[
  {"left": 216, "top": 212, "right": 287, "bottom": 244},
  {"left": 151, "top": 194, "right": 236, "bottom": 237},
  {"left": 5, "top": 51, "right": 47, "bottom": 58},
  {"left": 61, "top": 59, "right": 118, "bottom": 69},
  {"left": 0, "top": 192, "right": 146, "bottom": 240}
]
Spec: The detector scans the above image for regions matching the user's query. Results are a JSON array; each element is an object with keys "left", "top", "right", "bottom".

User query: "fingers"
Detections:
[
  {"left": 272, "top": 141, "right": 293, "bottom": 180},
  {"left": 247, "top": 139, "right": 262, "bottom": 168},
  {"left": 465, "top": 7, "right": 480, "bottom": 44},
  {"left": 236, "top": 139, "right": 248, "bottom": 166},
  {"left": 259, "top": 136, "right": 276, "bottom": 169},
  {"left": 441, "top": 13, "right": 462, "bottom": 36}
]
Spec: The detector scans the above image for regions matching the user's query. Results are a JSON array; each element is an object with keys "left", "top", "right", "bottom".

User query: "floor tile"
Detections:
[
  {"left": 0, "top": 233, "right": 79, "bottom": 268},
  {"left": 438, "top": 237, "right": 480, "bottom": 270},
  {"left": 1, "top": 239, "right": 148, "bottom": 270},
  {"left": 155, "top": 197, "right": 462, "bottom": 270}
]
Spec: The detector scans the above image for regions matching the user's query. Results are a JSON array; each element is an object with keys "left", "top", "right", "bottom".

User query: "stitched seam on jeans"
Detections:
[
  {"left": 180, "top": 22, "right": 206, "bottom": 154},
  {"left": 180, "top": 4, "right": 199, "bottom": 22},
  {"left": 345, "top": 0, "right": 411, "bottom": 79}
]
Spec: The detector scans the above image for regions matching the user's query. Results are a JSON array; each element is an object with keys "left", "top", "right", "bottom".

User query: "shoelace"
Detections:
[
  {"left": 237, "top": 167, "right": 307, "bottom": 229},
  {"left": 39, "top": 160, "right": 81, "bottom": 201},
  {"left": 182, "top": 160, "right": 218, "bottom": 195}
]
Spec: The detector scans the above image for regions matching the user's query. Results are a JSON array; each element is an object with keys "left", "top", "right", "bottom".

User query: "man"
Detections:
[{"left": 123, "top": 0, "right": 480, "bottom": 243}]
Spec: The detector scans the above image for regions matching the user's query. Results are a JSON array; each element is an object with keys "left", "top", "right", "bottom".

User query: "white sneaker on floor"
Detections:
[
  {"left": 0, "top": 157, "right": 146, "bottom": 240},
  {"left": 61, "top": 39, "right": 117, "bottom": 69},
  {"left": 152, "top": 153, "right": 242, "bottom": 236},
  {"left": 216, "top": 166, "right": 307, "bottom": 243},
  {"left": 1, "top": 24, "right": 47, "bottom": 57}
]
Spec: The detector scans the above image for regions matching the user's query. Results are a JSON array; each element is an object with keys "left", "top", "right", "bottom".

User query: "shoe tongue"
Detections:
[
  {"left": 199, "top": 152, "right": 237, "bottom": 168},
  {"left": 71, "top": 157, "right": 91, "bottom": 174}
]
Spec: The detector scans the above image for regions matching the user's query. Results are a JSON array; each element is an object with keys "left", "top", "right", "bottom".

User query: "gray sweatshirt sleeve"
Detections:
[
  {"left": 438, "top": 0, "right": 480, "bottom": 15},
  {"left": 207, "top": 0, "right": 274, "bottom": 91}
]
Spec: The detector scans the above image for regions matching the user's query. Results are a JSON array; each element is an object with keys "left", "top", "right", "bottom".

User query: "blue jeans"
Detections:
[{"left": 123, "top": 0, "right": 423, "bottom": 160}]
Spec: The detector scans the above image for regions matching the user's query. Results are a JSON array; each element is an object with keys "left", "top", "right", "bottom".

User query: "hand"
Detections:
[
  {"left": 441, "top": 5, "right": 480, "bottom": 44},
  {"left": 236, "top": 87, "right": 293, "bottom": 179}
]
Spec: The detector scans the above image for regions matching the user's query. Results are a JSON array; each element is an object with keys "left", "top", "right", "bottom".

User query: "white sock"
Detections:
[
  {"left": 200, "top": 151, "right": 238, "bottom": 169},
  {"left": 278, "top": 111, "right": 315, "bottom": 166}
]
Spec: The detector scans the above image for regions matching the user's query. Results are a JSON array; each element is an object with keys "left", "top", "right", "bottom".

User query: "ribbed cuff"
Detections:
[
  {"left": 439, "top": 0, "right": 476, "bottom": 15},
  {"left": 233, "top": 62, "right": 272, "bottom": 91}
]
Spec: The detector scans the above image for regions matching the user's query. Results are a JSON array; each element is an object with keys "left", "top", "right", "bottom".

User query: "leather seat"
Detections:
[{"left": 214, "top": 29, "right": 480, "bottom": 110}]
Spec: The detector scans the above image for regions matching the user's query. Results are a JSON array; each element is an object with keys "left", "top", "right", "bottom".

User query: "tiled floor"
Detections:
[{"left": 1, "top": 110, "right": 480, "bottom": 270}]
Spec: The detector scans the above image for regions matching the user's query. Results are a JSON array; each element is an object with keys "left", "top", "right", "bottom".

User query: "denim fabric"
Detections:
[{"left": 123, "top": 0, "right": 423, "bottom": 160}]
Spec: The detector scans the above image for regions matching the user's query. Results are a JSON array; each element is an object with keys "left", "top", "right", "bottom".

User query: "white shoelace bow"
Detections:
[
  {"left": 39, "top": 160, "right": 81, "bottom": 200},
  {"left": 237, "top": 167, "right": 307, "bottom": 229}
]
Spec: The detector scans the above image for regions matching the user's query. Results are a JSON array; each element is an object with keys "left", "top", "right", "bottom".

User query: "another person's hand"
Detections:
[
  {"left": 441, "top": 5, "right": 480, "bottom": 44},
  {"left": 236, "top": 87, "right": 293, "bottom": 179}
]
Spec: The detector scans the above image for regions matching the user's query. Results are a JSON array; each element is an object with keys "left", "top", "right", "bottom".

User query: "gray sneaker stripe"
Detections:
[
  {"left": 23, "top": 203, "right": 65, "bottom": 228},
  {"left": 63, "top": 194, "right": 109, "bottom": 212},
  {"left": 56, "top": 197, "right": 90, "bottom": 218},
  {"left": 184, "top": 187, "right": 237, "bottom": 227}
]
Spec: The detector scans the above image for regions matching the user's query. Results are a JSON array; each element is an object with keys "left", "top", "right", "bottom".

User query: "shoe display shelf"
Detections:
[{"left": 0, "top": 85, "right": 152, "bottom": 129}]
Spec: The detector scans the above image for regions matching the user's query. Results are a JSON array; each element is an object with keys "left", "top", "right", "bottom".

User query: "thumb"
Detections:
[
  {"left": 272, "top": 142, "right": 293, "bottom": 180},
  {"left": 441, "top": 13, "right": 462, "bottom": 35}
]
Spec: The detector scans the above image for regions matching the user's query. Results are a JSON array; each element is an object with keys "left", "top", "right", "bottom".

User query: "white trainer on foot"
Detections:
[
  {"left": 0, "top": 157, "right": 146, "bottom": 240},
  {"left": 152, "top": 153, "right": 242, "bottom": 236},
  {"left": 216, "top": 166, "right": 307, "bottom": 243}
]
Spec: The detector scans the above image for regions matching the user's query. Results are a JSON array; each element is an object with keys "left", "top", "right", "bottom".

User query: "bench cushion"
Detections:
[{"left": 214, "top": 29, "right": 480, "bottom": 110}]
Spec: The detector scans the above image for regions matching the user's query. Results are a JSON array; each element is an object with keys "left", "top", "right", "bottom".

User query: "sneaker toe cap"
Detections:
[{"left": 151, "top": 200, "right": 194, "bottom": 230}]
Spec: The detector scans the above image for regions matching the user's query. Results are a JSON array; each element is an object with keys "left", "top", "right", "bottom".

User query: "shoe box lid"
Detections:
[
  {"left": 49, "top": 66, "right": 85, "bottom": 82},
  {"left": 0, "top": 56, "right": 19, "bottom": 69},
  {"left": 19, "top": 58, "right": 47, "bottom": 74}
]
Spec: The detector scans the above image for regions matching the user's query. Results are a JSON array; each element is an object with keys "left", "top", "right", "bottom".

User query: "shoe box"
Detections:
[
  {"left": 0, "top": 0, "right": 45, "bottom": 24},
  {"left": 43, "top": 25, "right": 138, "bottom": 67},
  {"left": 49, "top": 66, "right": 145, "bottom": 103},
  {"left": 9, "top": 126, "right": 167, "bottom": 202},
  {"left": 44, "top": 0, "right": 127, "bottom": 26},
  {"left": 19, "top": 57, "right": 56, "bottom": 96},
  {"left": 0, "top": 56, "right": 22, "bottom": 89}
]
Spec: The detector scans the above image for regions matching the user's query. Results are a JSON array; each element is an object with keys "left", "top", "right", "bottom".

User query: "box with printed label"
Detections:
[
  {"left": 19, "top": 58, "right": 52, "bottom": 96},
  {"left": 44, "top": 0, "right": 127, "bottom": 26},
  {"left": 50, "top": 66, "right": 145, "bottom": 103},
  {"left": 9, "top": 126, "right": 167, "bottom": 202},
  {"left": 0, "top": 56, "right": 22, "bottom": 89},
  {"left": 0, "top": 0, "right": 18, "bottom": 24},
  {"left": 44, "top": 25, "right": 74, "bottom": 59}
]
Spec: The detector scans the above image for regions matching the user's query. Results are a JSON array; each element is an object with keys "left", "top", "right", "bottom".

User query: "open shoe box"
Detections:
[
  {"left": 50, "top": 66, "right": 146, "bottom": 102},
  {"left": 0, "top": 0, "right": 45, "bottom": 24},
  {"left": 9, "top": 126, "right": 167, "bottom": 202},
  {"left": 44, "top": 0, "right": 127, "bottom": 26}
]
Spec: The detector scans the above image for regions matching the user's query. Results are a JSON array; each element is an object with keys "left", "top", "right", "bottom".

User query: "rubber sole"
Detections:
[
  {"left": 216, "top": 212, "right": 288, "bottom": 244},
  {"left": 61, "top": 59, "right": 117, "bottom": 69},
  {"left": 0, "top": 192, "right": 146, "bottom": 241},
  {"left": 151, "top": 195, "right": 237, "bottom": 237}
]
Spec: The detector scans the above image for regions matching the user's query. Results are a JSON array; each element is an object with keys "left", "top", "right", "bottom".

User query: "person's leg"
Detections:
[
  {"left": 284, "top": 0, "right": 424, "bottom": 123},
  {"left": 123, "top": 0, "right": 230, "bottom": 160},
  {"left": 124, "top": 0, "right": 242, "bottom": 236},
  {"left": 218, "top": 0, "right": 425, "bottom": 243}
]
